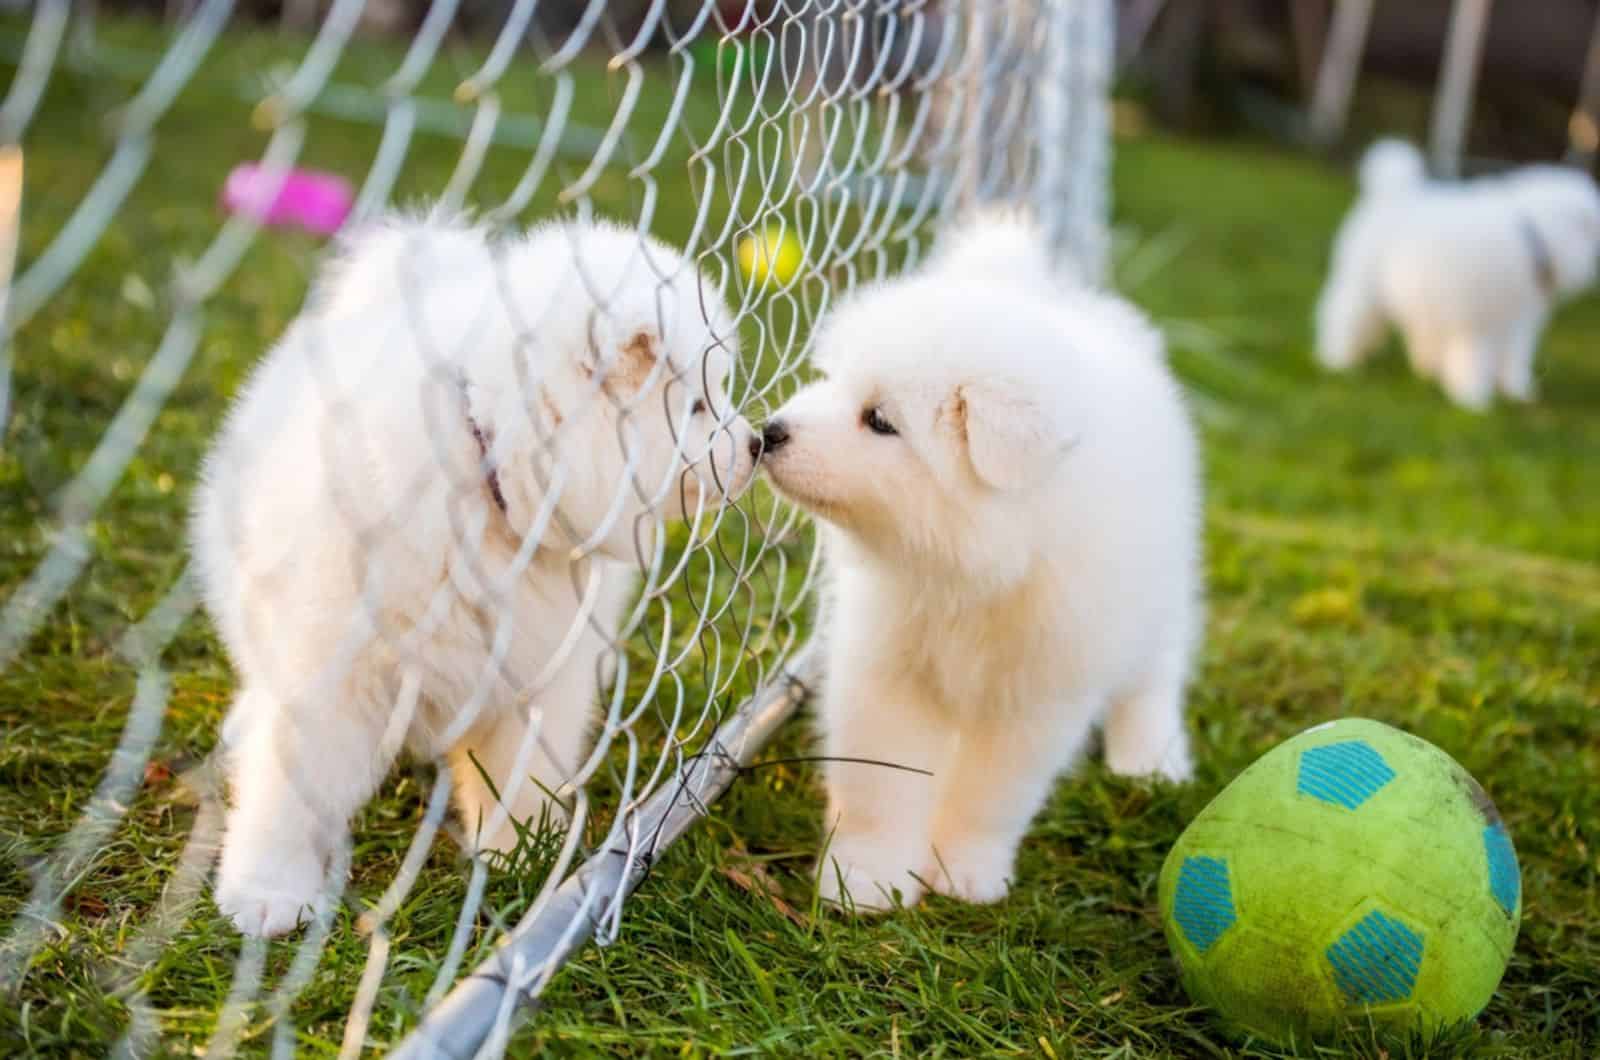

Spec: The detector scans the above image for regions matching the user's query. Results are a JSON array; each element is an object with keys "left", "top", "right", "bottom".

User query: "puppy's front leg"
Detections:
[
  {"left": 926, "top": 705, "right": 1097, "bottom": 905},
  {"left": 818, "top": 677, "right": 951, "bottom": 913},
  {"left": 1497, "top": 310, "right": 1546, "bottom": 402},
  {"left": 1439, "top": 335, "right": 1495, "bottom": 410},
  {"left": 448, "top": 688, "right": 590, "bottom": 856},
  {"left": 1399, "top": 316, "right": 1445, "bottom": 381}
]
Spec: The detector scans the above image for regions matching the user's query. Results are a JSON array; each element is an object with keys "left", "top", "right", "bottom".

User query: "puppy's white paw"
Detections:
[
  {"left": 1445, "top": 388, "right": 1493, "bottom": 412},
  {"left": 215, "top": 844, "right": 328, "bottom": 938},
  {"left": 1441, "top": 368, "right": 1494, "bottom": 411},
  {"left": 465, "top": 801, "right": 568, "bottom": 860},
  {"left": 1106, "top": 737, "right": 1194, "bottom": 784},
  {"left": 471, "top": 821, "right": 524, "bottom": 860},
  {"left": 929, "top": 834, "right": 1015, "bottom": 905},
  {"left": 1314, "top": 345, "right": 1354, "bottom": 373},
  {"left": 816, "top": 833, "right": 925, "bottom": 914},
  {"left": 1500, "top": 376, "right": 1538, "bottom": 404}
]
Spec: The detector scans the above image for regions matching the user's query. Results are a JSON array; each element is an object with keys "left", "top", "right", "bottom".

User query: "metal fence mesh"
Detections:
[{"left": 0, "top": 1, "right": 1109, "bottom": 1054}]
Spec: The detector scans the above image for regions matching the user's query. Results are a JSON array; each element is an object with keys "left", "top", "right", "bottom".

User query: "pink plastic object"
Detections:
[{"left": 220, "top": 163, "right": 353, "bottom": 236}]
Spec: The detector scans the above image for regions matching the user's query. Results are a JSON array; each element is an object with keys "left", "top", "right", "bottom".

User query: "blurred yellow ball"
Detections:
[{"left": 737, "top": 224, "right": 804, "bottom": 286}]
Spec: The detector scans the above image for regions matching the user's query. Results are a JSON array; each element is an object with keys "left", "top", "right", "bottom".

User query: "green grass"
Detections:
[{"left": 3, "top": 15, "right": 1599, "bottom": 1060}]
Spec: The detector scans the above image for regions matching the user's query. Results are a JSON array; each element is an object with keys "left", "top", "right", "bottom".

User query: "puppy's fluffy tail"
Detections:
[
  {"left": 1358, "top": 139, "right": 1426, "bottom": 196},
  {"left": 932, "top": 207, "right": 1075, "bottom": 289},
  {"left": 312, "top": 209, "right": 487, "bottom": 317}
]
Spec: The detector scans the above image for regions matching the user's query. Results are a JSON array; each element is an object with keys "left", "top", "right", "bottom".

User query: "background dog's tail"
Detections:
[
  {"left": 1358, "top": 139, "right": 1427, "bottom": 196},
  {"left": 312, "top": 209, "right": 488, "bottom": 318},
  {"left": 933, "top": 207, "right": 1075, "bottom": 288}
]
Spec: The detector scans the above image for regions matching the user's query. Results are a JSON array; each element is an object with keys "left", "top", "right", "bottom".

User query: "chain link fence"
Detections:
[{"left": 0, "top": 1, "right": 1110, "bottom": 1054}]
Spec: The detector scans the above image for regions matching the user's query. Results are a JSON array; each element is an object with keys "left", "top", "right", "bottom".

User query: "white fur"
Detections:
[
  {"left": 1316, "top": 139, "right": 1600, "bottom": 408},
  {"left": 193, "top": 214, "right": 758, "bottom": 937},
  {"left": 761, "top": 214, "right": 1202, "bottom": 912}
]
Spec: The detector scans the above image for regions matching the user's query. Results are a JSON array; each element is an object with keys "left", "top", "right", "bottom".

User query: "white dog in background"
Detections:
[
  {"left": 760, "top": 213, "right": 1202, "bottom": 912},
  {"left": 1316, "top": 138, "right": 1600, "bottom": 409},
  {"left": 193, "top": 215, "right": 759, "bottom": 937}
]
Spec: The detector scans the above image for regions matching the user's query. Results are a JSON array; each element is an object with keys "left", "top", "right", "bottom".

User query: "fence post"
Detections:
[
  {"left": 1308, "top": 0, "right": 1375, "bottom": 148},
  {"left": 1430, "top": 0, "right": 1494, "bottom": 177},
  {"left": 1568, "top": 5, "right": 1600, "bottom": 168}
]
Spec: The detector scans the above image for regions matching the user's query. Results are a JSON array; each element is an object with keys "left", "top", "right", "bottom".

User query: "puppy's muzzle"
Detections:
[{"left": 759, "top": 420, "right": 790, "bottom": 457}]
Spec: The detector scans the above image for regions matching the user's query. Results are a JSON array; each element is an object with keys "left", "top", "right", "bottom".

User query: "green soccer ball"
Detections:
[{"left": 1159, "top": 718, "right": 1520, "bottom": 1045}]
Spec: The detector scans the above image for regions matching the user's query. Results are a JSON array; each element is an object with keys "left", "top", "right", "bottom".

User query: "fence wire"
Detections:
[{"left": 0, "top": 1, "right": 1109, "bottom": 1054}]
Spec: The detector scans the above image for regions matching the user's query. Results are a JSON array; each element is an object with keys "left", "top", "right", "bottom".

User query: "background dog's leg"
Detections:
[
  {"left": 1439, "top": 333, "right": 1496, "bottom": 409},
  {"left": 1315, "top": 275, "right": 1384, "bottom": 371},
  {"left": 1103, "top": 663, "right": 1194, "bottom": 783},
  {"left": 1400, "top": 314, "right": 1446, "bottom": 381},
  {"left": 447, "top": 692, "right": 589, "bottom": 856},
  {"left": 817, "top": 683, "right": 951, "bottom": 913},
  {"left": 926, "top": 705, "right": 1099, "bottom": 905},
  {"left": 1497, "top": 310, "right": 1547, "bottom": 402},
  {"left": 215, "top": 685, "right": 391, "bottom": 937}
]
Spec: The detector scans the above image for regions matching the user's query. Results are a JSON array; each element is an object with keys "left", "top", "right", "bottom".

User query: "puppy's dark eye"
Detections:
[
  {"left": 863, "top": 405, "right": 897, "bottom": 436},
  {"left": 691, "top": 398, "right": 707, "bottom": 416}
]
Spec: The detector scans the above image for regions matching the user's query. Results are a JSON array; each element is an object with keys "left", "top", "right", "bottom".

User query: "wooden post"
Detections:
[
  {"left": 1567, "top": 4, "right": 1600, "bottom": 168},
  {"left": 1430, "top": 0, "right": 1494, "bottom": 177},
  {"left": 1117, "top": 0, "right": 1171, "bottom": 68},
  {"left": 1289, "top": 0, "right": 1329, "bottom": 102},
  {"left": 1308, "top": 0, "right": 1376, "bottom": 148}
]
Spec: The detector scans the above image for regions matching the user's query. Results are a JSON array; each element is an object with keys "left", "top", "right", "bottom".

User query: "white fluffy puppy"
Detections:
[
  {"left": 1316, "top": 139, "right": 1600, "bottom": 408},
  {"left": 193, "top": 215, "right": 759, "bottom": 937},
  {"left": 761, "top": 214, "right": 1202, "bottom": 912}
]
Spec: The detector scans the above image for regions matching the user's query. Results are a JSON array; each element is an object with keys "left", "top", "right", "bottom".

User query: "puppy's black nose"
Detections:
[
  {"left": 760, "top": 420, "right": 790, "bottom": 455},
  {"left": 747, "top": 433, "right": 764, "bottom": 464}
]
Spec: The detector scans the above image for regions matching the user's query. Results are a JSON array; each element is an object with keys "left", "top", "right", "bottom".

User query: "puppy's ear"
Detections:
[
  {"left": 585, "top": 327, "right": 660, "bottom": 394},
  {"left": 950, "top": 379, "right": 1072, "bottom": 491}
]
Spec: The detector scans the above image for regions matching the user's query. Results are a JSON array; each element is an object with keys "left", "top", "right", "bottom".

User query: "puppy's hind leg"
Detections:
[
  {"left": 215, "top": 683, "right": 395, "bottom": 937},
  {"left": 1104, "top": 654, "right": 1193, "bottom": 783},
  {"left": 1314, "top": 274, "right": 1385, "bottom": 372}
]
